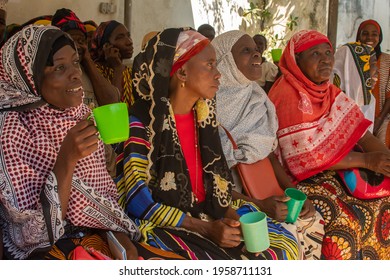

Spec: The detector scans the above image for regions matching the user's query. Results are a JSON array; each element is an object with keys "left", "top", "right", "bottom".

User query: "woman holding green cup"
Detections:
[{"left": 284, "top": 188, "right": 307, "bottom": 223}]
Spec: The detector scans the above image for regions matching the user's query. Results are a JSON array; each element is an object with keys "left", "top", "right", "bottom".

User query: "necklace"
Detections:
[{"left": 193, "top": 108, "right": 199, "bottom": 204}]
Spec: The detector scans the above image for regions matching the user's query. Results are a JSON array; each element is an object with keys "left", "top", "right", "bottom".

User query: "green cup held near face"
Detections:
[
  {"left": 285, "top": 188, "right": 307, "bottom": 223},
  {"left": 92, "top": 102, "right": 129, "bottom": 144},
  {"left": 239, "top": 212, "right": 270, "bottom": 253},
  {"left": 271, "top": 48, "right": 282, "bottom": 62}
]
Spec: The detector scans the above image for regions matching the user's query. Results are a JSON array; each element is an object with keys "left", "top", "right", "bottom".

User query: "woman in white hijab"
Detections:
[{"left": 212, "top": 30, "right": 324, "bottom": 259}]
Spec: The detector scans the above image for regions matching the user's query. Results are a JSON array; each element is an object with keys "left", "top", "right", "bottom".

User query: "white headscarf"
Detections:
[{"left": 212, "top": 30, "right": 278, "bottom": 168}]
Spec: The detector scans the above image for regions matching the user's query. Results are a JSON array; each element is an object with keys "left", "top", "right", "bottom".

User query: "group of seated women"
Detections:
[{"left": 0, "top": 15, "right": 389, "bottom": 260}]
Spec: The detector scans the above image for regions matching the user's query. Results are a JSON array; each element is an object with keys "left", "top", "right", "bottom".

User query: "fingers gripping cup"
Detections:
[
  {"left": 285, "top": 188, "right": 307, "bottom": 223},
  {"left": 92, "top": 103, "right": 129, "bottom": 144},
  {"left": 239, "top": 212, "right": 270, "bottom": 253}
]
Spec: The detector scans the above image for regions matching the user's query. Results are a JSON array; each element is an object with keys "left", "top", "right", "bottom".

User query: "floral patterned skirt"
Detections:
[{"left": 298, "top": 170, "right": 390, "bottom": 260}]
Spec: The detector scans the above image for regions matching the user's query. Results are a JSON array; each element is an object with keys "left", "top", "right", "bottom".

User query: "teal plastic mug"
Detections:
[
  {"left": 239, "top": 212, "right": 270, "bottom": 253},
  {"left": 92, "top": 103, "right": 129, "bottom": 144},
  {"left": 285, "top": 188, "right": 307, "bottom": 223}
]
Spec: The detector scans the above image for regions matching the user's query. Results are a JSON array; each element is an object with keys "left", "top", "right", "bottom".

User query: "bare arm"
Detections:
[
  {"left": 268, "top": 152, "right": 295, "bottom": 189},
  {"left": 180, "top": 208, "right": 241, "bottom": 248},
  {"left": 374, "top": 97, "right": 390, "bottom": 134},
  {"left": 81, "top": 47, "right": 120, "bottom": 105},
  {"left": 102, "top": 43, "right": 126, "bottom": 99},
  {"left": 329, "top": 131, "right": 390, "bottom": 176},
  {"left": 112, "top": 231, "right": 138, "bottom": 260}
]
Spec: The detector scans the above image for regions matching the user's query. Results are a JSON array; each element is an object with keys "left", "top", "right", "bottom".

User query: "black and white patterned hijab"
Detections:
[{"left": 0, "top": 25, "right": 72, "bottom": 111}]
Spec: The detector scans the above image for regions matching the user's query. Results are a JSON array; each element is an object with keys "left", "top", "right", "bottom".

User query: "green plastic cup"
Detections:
[
  {"left": 92, "top": 102, "right": 129, "bottom": 144},
  {"left": 285, "top": 188, "right": 307, "bottom": 223},
  {"left": 239, "top": 212, "right": 270, "bottom": 253},
  {"left": 271, "top": 48, "right": 282, "bottom": 62}
]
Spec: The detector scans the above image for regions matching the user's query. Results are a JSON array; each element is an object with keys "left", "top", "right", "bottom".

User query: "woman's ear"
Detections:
[{"left": 175, "top": 67, "right": 187, "bottom": 82}]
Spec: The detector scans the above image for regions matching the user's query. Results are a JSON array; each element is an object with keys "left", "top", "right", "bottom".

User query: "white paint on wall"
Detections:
[
  {"left": 130, "top": 0, "right": 194, "bottom": 57},
  {"left": 7, "top": 0, "right": 123, "bottom": 26}
]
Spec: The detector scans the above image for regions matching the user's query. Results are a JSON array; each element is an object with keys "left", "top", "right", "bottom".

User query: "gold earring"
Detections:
[{"left": 181, "top": 82, "right": 185, "bottom": 88}]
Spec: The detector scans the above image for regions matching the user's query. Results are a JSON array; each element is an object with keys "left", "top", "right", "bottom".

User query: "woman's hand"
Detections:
[
  {"left": 58, "top": 114, "right": 99, "bottom": 166},
  {"left": 103, "top": 43, "right": 124, "bottom": 70},
  {"left": 364, "top": 151, "right": 390, "bottom": 176},
  {"left": 207, "top": 218, "right": 241, "bottom": 248},
  {"left": 255, "top": 195, "right": 289, "bottom": 222},
  {"left": 299, "top": 199, "right": 316, "bottom": 219},
  {"left": 112, "top": 231, "right": 139, "bottom": 260}
]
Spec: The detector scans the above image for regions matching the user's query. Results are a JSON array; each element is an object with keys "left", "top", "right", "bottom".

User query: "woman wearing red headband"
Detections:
[{"left": 356, "top": 19, "right": 390, "bottom": 147}]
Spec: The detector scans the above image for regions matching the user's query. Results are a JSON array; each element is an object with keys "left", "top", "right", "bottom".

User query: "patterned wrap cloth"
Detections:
[
  {"left": 0, "top": 25, "right": 139, "bottom": 260},
  {"left": 332, "top": 42, "right": 376, "bottom": 131}
]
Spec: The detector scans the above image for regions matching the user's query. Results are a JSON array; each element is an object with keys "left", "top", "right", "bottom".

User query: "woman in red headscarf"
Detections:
[
  {"left": 356, "top": 19, "right": 390, "bottom": 148},
  {"left": 269, "top": 30, "right": 390, "bottom": 259}
]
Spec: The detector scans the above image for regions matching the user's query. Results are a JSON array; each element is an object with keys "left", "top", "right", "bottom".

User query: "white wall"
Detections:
[
  {"left": 130, "top": 0, "right": 194, "bottom": 57},
  {"left": 7, "top": 0, "right": 123, "bottom": 26}
]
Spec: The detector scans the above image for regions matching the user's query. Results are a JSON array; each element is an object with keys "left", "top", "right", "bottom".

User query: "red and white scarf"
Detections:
[{"left": 269, "top": 30, "right": 371, "bottom": 182}]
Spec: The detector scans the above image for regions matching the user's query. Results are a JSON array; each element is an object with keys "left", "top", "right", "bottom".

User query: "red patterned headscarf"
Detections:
[
  {"left": 268, "top": 30, "right": 371, "bottom": 181},
  {"left": 170, "top": 30, "right": 209, "bottom": 76},
  {"left": 292, "top": 30, "right": 333, "bottom": 53},
  {"left": 51, "top": 8, "right": 86, "bottom": 36}
]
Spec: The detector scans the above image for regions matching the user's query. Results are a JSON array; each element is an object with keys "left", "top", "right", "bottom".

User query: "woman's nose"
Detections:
[
  {"left": 215, "top": 68, "right": 221, "bottom": 79},
  {"left": 70, "top": 64, "right": 82, "bottom": 80}
]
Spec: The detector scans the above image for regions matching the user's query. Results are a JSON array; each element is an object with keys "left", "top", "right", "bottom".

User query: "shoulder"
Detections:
[{"left": 0, "top": 111, "right": 29, "bottom": 145}]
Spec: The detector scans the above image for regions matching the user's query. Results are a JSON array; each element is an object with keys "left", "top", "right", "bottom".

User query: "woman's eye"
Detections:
[{"left": 54, "top": 65, "right": 65, "bottom": 71}]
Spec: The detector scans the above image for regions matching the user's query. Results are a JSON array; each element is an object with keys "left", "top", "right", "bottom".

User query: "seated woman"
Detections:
[
  {"left": 332, "top": 41, "right": 377, "bottom": 132},
  {"left": 115, "top": 28, "right": 299, "bottom": 260},
  {"left": 268, "top": 30, "right": 390, "bottom": 259},
  {"left": 0, "top": 25, "right": 141, "bottom": 260},
  {"left": 90, "top": 20, "right": 134, "bottom": 108},
  {"left": 51, "top": 8, "right": 120, "bottom": 178},
  {"left": 212, "top": 30, "right": 324, "bottom": 260},
  {"left": 356, "top": 19, "right": 390, "bottom": 147}
]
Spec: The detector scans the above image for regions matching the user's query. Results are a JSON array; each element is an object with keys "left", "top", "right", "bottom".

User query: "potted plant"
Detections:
[{"left": 239, "top": 1, "right": 298, "bottom": 62}]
